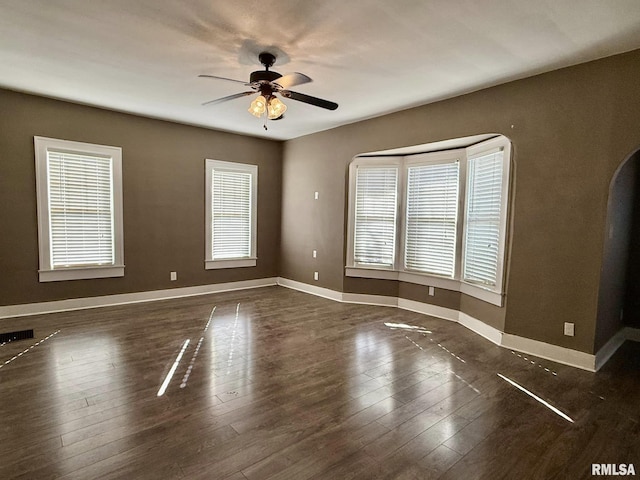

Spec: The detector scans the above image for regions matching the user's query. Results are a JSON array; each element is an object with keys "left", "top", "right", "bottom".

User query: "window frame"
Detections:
[
  {"left": 205, "top": 159, "right": 258, "bottom": 270},
  {"left": 346, "top": 156, "right": 402, "bottom": 272},
  {"left": 401, "top": 149, "right": 466, "bottom": 280},
  {"left": 461, "top": 137, "right": 511, "bottom": 304},
  {"left": 346, "top": 136, "right": 511, "bottom": 307},
  {"left": 34, "top": 136, "right": 125, "bottom": 282}
]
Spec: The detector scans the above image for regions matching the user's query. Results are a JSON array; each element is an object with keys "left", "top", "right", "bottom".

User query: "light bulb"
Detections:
[
  {"left": 267, "top": 97, "right": 287, "bottom": 119},
  {"left": 248, "top": 95, "right": 267, "bottom": 117}
]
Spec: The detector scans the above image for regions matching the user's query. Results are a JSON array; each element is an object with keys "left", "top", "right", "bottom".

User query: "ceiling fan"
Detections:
[{"left": 199, "top": 52, "right": 338, "bottom": 129}]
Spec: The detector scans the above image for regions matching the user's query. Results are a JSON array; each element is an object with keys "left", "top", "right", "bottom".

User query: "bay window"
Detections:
[{"left": 346, "top": 135, "right": 511, "bottom": 306}]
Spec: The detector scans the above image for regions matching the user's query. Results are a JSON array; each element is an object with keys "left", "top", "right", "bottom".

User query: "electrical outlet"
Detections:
[
  {"left": 312, "top": 250, "right": 317, "bottom": 258},
  {"left": 314, "top": 191, "right": 319, "bottom": 200},
  {"left": 314, "top": 271, "right": 319, "bottom": 281},
  {"left": 564, "top": 322, "right": 574, "bottom": 337},
  {"left": 428, "top": 286, "right": 435, "bottom": 296},
  {"left": 170, "top": 271, "right": 177, "bottom": 281}
]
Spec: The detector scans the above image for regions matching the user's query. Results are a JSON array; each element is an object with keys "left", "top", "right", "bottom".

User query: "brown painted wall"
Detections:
[
  {"left": 280, "top": 132, "right": 349, "bottom": 288},
  {"left": 343, "top": 277, "right": 399, "bottom": 298},
  {"left": 4, "top": 50, "right": 640, "bottom": 355},
  {"left": 399, "top": 283, "right": 461, "bottom": 312},
  {"left": 280, "top": 49, "right": 640, "bottom": 354},
  {"left": 459, "top": 295, "right": 506, "bottom": 332},
  {"left": 0, "top": 89, "right": 282, "bottom": 306}
]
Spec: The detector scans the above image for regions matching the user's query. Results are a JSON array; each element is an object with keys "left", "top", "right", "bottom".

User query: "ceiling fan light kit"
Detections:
[
  {"left": 200, "top": 51, "right": 338, "bottom": 130},
  {"left": 248, "top": 95, "right": 287, "bottom": 120}
]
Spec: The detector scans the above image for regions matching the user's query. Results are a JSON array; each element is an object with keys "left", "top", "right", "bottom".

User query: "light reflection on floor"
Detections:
[
  {"left": 385, "top": 319, "right": 467, "bottom": 364},
  {"left": 181, "top": 337, "right": 204, "bottom": 388},
  {"left": 382, "top": 317, "right": 574, "bottom": 425},
  {"left": 497, "top": 373, "right": 574, "bottom": 423},
  {"left": 0, "top": 329, "right": 60, "bottom": 369},
  {"left": 178, "top": 305, "right": 216, "bottom": 390},
  {"left": 204, "top": 306, "right": 216, "bottom": 332},
  {"left": 510, "top": 350, "right": 557, "bottom": 376},
  {"left": 384, "top": 319, "right": 566, "bottom": 397},
  {"left": 396, "top": 328, "right": 478, "bottom": 393},
  {"left": 226, "top": 303, "right": 241, "bottom": 375},
  {"left": 157, "top": 339, "right": 190, "bottom": 397},
  {"left": 204, "top": 303, "right": 255, "bottom": 403},
  {"left": 151, "top": 303, "right": 259, "bottom": 399},
  {"left": 384, "top": 322, "right": 432, "bottom": 334}
]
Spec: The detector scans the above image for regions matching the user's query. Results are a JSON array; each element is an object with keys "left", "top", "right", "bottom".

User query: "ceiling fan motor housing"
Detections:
[{"left": 250, "top": 70, "right": 282, "bottom": 84}]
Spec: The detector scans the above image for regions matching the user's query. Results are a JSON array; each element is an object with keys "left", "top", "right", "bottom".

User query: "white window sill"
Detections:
[
  {"left": 39, "top": 265, "right": 125, "bottom": 282},
  {"left": 205, "top": 258, "right": 257, "bottom": 270},
  {"left": 345, "top": 266, "right": 504, "bottom": 307}
]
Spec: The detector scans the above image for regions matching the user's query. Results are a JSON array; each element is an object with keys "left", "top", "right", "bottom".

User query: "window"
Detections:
[
  {"left": 405, "top": 156, "right": 460, "bottom": 277},
  {"left": 346, "top": 136, "right": 511, "bottom": 306},
  {"left": 463, "top": 146, "right": 508, "bottom": 288},
  {"left": 34, "top": 136, "right": 124, "bottom": 282},
  {"left": 353, "top": 166, "right": 398, "bottom": 267},
  {"left": 205, "top": 159, "right": 257, "bottom": 269}
]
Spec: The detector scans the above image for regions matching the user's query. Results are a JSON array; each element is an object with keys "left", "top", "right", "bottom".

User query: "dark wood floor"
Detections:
[{"left": 1, "top": 286, "right": 639, "bottom": 479}]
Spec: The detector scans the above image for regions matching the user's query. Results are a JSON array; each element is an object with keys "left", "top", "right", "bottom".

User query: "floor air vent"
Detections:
[{"left": 0, "top": 329, "right": 35, "bottom": 343}]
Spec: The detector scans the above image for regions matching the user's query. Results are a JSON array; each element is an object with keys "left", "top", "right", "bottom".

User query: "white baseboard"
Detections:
[
  {"left": 341, "top": 293, "right": 398, "bottom": 307},
  {"left": 0, "top": 277, "right": 278, "bottom": 319},
  {"left": 502, "top": 333, "right": 596, "bottom": 372},
  {"left": 397, "top": 298, "right": 458, "bottom": 322},
  {"left": 594, "top": 329, "right": 627, "bottom": 372},
  {"left": 625, "top": 327, "right": 640, "bottom": 342},
  {"left": 459, "top": 312, "right": 503, "bottom": 346},
  {"left": 4, "top": 274, "right": 635, "bottom": 373},
  {"left": 277, "top": 277, "right": 343, "bottom": 302},
  {"left": 276, "top": 277, "right": 610, "bottom": 372}
]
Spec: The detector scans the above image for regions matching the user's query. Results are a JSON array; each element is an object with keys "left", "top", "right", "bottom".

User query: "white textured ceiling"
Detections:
[{"left": 2, "top": 1, "right": 640, "bottom": 140}]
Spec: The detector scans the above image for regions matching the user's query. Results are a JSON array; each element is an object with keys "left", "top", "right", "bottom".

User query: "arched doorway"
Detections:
[{"left": 595, "top": 149, "right": 640, "bottom": 352}]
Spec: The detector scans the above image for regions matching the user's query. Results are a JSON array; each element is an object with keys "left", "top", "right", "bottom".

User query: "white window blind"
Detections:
[
  {"left": 47, "top": 150, "right": 115, "bottom": 268},
  {"left": 463, "top": 150, "right": 504, "bottom": 286},
  {"left": 405, "top": 161, "right": 459, "bottom": 277},
  {"left": 211, "top": 169, "right": 252, "bottom": 260},
  {"left": 353, "top": 166, "right": 398, "bottom": 266}
]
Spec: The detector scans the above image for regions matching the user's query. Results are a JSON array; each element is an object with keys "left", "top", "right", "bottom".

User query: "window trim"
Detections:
[
  {"left": 401, "top": 149, "right": 466, "bottom": 279},
  {"left": 462, "top": 138, "right": 512, "bottom": 297},
  {"left": 346, "top": 156, "right": 402, "bottom": 270},
  {"left": 34, "top": 136, "right": 124, "bottom": 282},
  {"left": 346, "top": 136, "right": 511, "bottom": 307},
  {"left": 204, "top": 159, "right": 258, "bottom": 270}
]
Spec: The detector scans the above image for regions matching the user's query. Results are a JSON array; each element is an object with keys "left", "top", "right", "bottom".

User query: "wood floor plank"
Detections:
[{"left": 1, "top": 286, "right": 639, "bottom": 479}]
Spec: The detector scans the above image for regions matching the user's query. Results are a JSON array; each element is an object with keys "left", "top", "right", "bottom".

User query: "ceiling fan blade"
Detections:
[
  {"left": 281, "top": 90, "right": 338, "bottom": 110},
  {"left": 202, "top": 91, "right": 255, "bottom": 106},
  {"left": 274, "top": 72, "right": 312, "bottom": 89},
  {"left": 198, "top": 74, "right": 248, "bottom": 85}
]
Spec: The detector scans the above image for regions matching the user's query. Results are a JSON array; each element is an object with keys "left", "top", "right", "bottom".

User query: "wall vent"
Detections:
[{"left": 0, "top": 329, "right": 34, "bottom": 343}]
